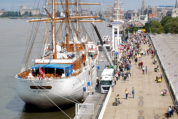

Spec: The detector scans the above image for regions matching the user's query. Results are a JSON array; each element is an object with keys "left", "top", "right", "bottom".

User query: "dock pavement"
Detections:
[{"left": 102, "top": 42, "right": 178, "bottom": 119}]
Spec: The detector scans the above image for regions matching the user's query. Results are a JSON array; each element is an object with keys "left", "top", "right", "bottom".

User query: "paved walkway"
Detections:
[{"left": 103, "top": 43, "right": 178, "bottom": 119}]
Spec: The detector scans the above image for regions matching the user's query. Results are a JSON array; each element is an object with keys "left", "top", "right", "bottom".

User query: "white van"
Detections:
[
  {"left": 100, "top": 68, "right": 115, "bottom": 93},
  {"left": 137, "top": 29, "right": 142, "bottom": 34}
]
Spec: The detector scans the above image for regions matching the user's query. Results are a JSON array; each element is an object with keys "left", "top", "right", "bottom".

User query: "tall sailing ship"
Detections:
[{"left": 15, "top": 0, "right": 102, "bottom": 108}]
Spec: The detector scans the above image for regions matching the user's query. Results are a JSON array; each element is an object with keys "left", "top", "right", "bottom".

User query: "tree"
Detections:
[
  {"left": 164, "top": 22, "right": 172, "bottom": 33},
  {"left": 125, "top": 26, "right": 141, "bottom": 34},
  {"left": 145, "top": 22, "right": 152, "bottom": 33},
  {"left": 160, "top": 16, "right": 172, "bottom": 27},
  {"left": 19, "top": 11, "right": 21, "bottom": 17},
  {"left": 170, "top": 22, "right": 178, "bottom": 34},
  {"left": 150, "top": 20, "right": 164, "bottom": 33},
  {"left": 90, "top": 11, "right": 93, "bottom": 15},
  {"left": 29, "top": 11, "right": 32, "bottom": 17},
  {"left": 15, "top": 11, "right": 18, "bottom": 17},
  {"left": 56, "top": 11, "right": 60, "bottom": 17},
  {"left": 24, "top": 11, "right": 28, "bottom": 16}
]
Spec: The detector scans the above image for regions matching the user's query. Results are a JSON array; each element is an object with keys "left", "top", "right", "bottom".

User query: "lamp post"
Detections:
[{"left": 174, "top": 74, "right": 177, "bottom": 103}]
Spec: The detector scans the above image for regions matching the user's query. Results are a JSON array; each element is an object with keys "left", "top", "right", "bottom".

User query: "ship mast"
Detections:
[
  {"left": 53, "top": 0, "right": 57, "bottom": 59},
  {"left": 76, "top": 0, "right": 79, "bottom": 40},
  {"left": 65, "top": 0, "right": 70, "bottom": 52},
  {"left": 28, "top": 0, "right": 102, "bottom": 59}
]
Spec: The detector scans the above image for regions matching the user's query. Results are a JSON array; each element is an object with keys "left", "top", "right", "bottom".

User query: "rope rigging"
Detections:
[{"left": 32, "top": 81, "right": 72, "bottom": 119}]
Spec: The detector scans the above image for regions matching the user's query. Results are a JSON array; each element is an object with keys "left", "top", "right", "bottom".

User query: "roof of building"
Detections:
[{"left": 150, "top": 34, "right": 178, "bottom": 101}]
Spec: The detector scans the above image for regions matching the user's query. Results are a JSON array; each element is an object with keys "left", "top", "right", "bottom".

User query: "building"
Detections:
[
  {"left": 141, "top": 0, "right": 147, "bottom": 15},
  {"left": 124, "top": 10, "right": 134, "bottom": 19},
  {"left": 131, "top": 9, "right": 140, "bottom": 21},
  {"left": 20, "top": 6, "right": 40, "bottom": 15},
  {"left": 171, "top": 0, "right": 178, "bottom": 17},
  {"left": 0, "top": 9, "right": 5, "bottom": 16}
]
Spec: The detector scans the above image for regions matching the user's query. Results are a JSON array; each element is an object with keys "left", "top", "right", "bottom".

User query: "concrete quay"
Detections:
[{"left": 101, "top": 43, "right": 178, "bottom": 119}]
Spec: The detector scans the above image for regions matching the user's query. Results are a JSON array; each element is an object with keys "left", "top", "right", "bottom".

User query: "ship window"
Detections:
[{"left": 32, "top": 68, "right": 64, "bottom": 77}]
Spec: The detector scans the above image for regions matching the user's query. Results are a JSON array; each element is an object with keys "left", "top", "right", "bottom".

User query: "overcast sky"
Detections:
[{"left": 0, "top": 0, "right": 177, "bottom": 11}]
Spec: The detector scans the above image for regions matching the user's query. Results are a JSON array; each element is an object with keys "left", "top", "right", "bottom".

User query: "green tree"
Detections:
[
  {"left": 56, "top": 11, "right": 60, "bottom": 17},
  {"left": 170, "top": 22, "right": 178, "bottom": 34},
  {"left": 24, "top": 11, "right": 28, "bottom": 16},
  {"left": 150, "top": 20, "right": 164, "bottom": 33},
  {"left": 19, "top": 11, "right": 21, "bottom": 17},
  {"left": 15, "top": 11, "right": 18, "bottom": 17},
  {"left": 90, "top": 11, "right": 93, "bottom": 15},
  {"left": 160, "top": 16, "right": 172, "bottom": 27},
  {"left": 125, "top": 26, "right": 142, "bottom": 34},
  {"left": 29, "top": 11, "right": 32, "bottom": 17},
  {"left": 164, "top": 22, "right": 172, "bottom": 33},
  {"left": 145, "top": 22, "right": 152, "bottom": 33}
]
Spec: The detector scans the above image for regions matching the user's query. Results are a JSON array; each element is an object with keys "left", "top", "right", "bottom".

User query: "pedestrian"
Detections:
[
  {"left": 135, "top": 57, "right": 138, "bottom": 64},
  {"left": 139, "top": 54, "right": 141, "bottom": 61},
  {"left": 112, "top": 81, "right": 115, "bottom": 92},
  {"left": 96, "top": 77, "right": 100, "bottom": 87},
  {"left": 122, "top": 72, "right": 125, "bottom": 80},
  {"left": 141, "top": 61, "right": 143, "bottom": 67},
  {"left": 115, "top": 73, "right": 118, "bottom": 81},
  {"left": 132, "top": 87, "right": 135, "bottom": 98},
  {"left": 145, "top": 66, "right": 148, "bottom": 74},
  {"left": 142, "top": 66, "right": 145, "bottom": 74},
  {"left": 118, "top": 71, "right": 120, "bottom": 80},
  {"left": 125, "top": 88, "right": 128, "bottom": 99},
  {"left": 124, "top": 74, "right": 127, "bottom": 82},
  {"left": 113, "top": 77, "right": 116, "bottom": 85},
  {"left": 127, "top": 72, "right": 131, "bottom": 81}
]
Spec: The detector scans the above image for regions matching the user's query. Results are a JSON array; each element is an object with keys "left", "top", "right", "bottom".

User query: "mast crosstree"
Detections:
[{"left": 29, "top": 0, "right": 102, "bottom": 59}]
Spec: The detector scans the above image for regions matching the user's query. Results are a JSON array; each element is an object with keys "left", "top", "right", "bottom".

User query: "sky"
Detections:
[{"left": 0, "top": 0, "right": 177, "bottom": 11}]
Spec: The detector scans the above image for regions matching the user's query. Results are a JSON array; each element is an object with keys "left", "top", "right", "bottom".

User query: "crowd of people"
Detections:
[
  {"left": 111, "top": 33, "right": 150, "bottom": 100},
  {"left": 97, "top": 32, "right": 177, "bottom": 117}
]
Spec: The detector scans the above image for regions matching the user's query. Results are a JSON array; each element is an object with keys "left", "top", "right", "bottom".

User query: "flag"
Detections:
[{"left": 39, "top": 65, "right": 44, "bottom": 79}]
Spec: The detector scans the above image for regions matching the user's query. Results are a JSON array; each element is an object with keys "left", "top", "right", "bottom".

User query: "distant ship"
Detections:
[{"left": 15, "top": 0, "right": 102, "bottom": 108}]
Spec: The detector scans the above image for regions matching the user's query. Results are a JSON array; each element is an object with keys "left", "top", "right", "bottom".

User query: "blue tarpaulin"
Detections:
[{"left": 31, "top": 64, "right": 73, "bottom": 76}]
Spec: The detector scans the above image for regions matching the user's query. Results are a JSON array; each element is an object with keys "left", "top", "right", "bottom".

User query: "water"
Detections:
[{"left": 0, "top": 19, "right": 111, "bottom": 119}]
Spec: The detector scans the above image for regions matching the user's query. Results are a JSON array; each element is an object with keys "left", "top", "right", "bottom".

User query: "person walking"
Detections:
[
  {"left": 142, "top": 66, "right": 145, "bottom": 74},
  {"left": 124, "top": 74, "right": 127, "bottom": 82},
  {"left": 132, "top": 87, "right": 135, "bottom": 98},
  {"left": 127, "top": 72, "right": 131, "bottom": 81},
  {"left": 122, "top": 72, "right": 125, "bottom": 80},
  {"left": 113, "top": 77, "right": 116, "bottom": 85},
  {"left": 112, "top": 81, "right": 115, "bottom": 92},
  {"left": 118, "top": 71, "right": 120, "bottom": 80},
  {"left": 115, "top": 73, "right": 118, "bottom": 81},
  {"left": 145, "top": 66, "right": 148, "bottom": 74},
  {"left": 134, "top": 57, "right": 138, "bottom": 65},
  {"left": 96, "top": 77, "right": 100, "bottom": 87},
  {"left": 125, "top": 88, "right": 128, "bottom": 99}
]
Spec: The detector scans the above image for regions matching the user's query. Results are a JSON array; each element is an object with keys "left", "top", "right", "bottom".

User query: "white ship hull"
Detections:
[{"left": 16, "top": 66, "right": 97, "bottom": 108}]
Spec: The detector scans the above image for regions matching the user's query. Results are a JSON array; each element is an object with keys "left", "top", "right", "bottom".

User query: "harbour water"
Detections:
[{"left": 0, "top": 19, "right": 111, "bottom": 119}]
